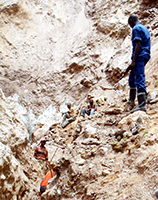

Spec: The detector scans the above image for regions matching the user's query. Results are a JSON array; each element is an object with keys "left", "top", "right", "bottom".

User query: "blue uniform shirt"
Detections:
[{"left": 131, "top": 22, "right": 151, "bottom": 60}]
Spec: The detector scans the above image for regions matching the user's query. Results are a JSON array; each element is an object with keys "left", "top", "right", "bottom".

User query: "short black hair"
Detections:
[
  {"left": 128, "top": 14, "right": 138, "bottom": 23},
  {"left": 40, "top": 186, "right": 47, "bottom": 194},
  {"left": 67, "top": 103, "right": 71, "bottom": 108},
  {"left": 90, "top": 99, "right": 93, "bottom": 104}
]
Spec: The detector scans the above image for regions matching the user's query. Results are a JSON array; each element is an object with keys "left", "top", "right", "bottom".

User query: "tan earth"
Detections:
[{"left": 0, "top": 0, "right": 158, "bottom": 199}]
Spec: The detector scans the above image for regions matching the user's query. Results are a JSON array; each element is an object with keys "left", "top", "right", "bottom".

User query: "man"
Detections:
[
  {"left": 39, "top": 169, "right": 54, "bottom": 196},
  {"left": 34, "top": 137, "right": 48, "bottom": 174},
  {"left": 61, "top": 103, "right": 76, "bottom": 128},
  {"left": 125, "top": 14, "right": 151, "bottom": 112},
  {"left": 81, "top": 98, "right": 97, "bottom": 118}
]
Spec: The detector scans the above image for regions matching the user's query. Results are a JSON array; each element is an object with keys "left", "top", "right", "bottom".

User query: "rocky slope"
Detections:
[{"left": 0, "top": 0, "right": 158, "bottom": 199}]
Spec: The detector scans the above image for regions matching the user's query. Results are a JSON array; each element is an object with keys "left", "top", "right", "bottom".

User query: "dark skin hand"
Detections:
[{"left": 128, "top": 40, "right": 141, "bottom": 70}]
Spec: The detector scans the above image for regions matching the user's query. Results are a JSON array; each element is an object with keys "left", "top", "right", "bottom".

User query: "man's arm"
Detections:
[{"left": 129, "top": 40, "right": 141, "bottom": 70}]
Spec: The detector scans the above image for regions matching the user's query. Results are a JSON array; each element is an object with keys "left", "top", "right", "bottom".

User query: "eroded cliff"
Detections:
[{"left": 0, "top": 0, "right": 158, "bottom": 199}]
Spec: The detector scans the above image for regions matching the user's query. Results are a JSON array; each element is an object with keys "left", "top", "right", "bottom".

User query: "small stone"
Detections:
[
  {"left": 117, "top": 135, "right": 122, "bottom": 141},
  {"left": 102, "top": 169, "right": 110, "bottom": 176},
  {"left": 57, "top": 189, "right": 61, "bottom": 195},
  {"left": 105, "top": 108, "right": 123, "bottom": 114},
  {"left": 126, "top": 132, "right": 132, "bottom": 138},
  {"left": 81, "top": 138, "right": 101, "bottom": 145},
  {"left": 76, "top": 158, "right": 85, "bottom": 166},
  {"left": 68, "top": 181, "right": 74, "bottom": 186},
  {"left": 129, "top": 122, "right": 135, "bottom": 131},
  {"left": 0, "top": 174, "right": 6, "bottom": 180},
  {"left": 132, "top": 125, "right": 141, "bottom": 135},
  {"left": 136, "top": 116, "right": 142, "bottom": 124},
  {"left": 123, "top": 132, "right": 127, "bottom": 137},
  {"left": 99, "top": 147, "right": 108, "bottom": 155},
  {"left": 115, "top": 129, "right": 125, "bottom": 136}
]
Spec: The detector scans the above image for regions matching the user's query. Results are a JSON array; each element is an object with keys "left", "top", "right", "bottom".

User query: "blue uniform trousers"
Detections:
[{"left": 128, "top": 57, "right": 149, "bottom": 94}]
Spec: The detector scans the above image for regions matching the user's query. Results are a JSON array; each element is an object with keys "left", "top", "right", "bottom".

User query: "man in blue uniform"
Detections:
[{"left": 126, "top": 14, "right": 151, "bottom": 112}]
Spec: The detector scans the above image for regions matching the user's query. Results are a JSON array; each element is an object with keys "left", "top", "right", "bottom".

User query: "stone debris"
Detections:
[
  {"left": 131, "top": 124, "right": 141, "bottom": 135},
  {"left": 147, "top": 90, "right": 158, "bottom": 104},
  {"left": 105, "top": 107, "right": 123, "bottom": 115},
  {"left": 81, "top": 138, "right": 101, "bottom": 145}
]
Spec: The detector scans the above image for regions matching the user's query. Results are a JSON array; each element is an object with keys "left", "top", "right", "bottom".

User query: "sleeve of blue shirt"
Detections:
[{"left": 132, "top": 28, "right": 142, "bottom": 42}]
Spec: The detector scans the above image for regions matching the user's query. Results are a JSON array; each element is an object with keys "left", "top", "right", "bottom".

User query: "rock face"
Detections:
[
  {"left": 0, "top": 0, "right": 158, "bottom": 199},
  {"left": 0, "top": 89, "right": 42, "bottom": 199}
]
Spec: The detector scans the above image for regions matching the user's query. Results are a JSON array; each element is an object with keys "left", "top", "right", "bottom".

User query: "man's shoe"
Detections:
[
  {"left": 131, "top": 92, "right": 146, "bottom": 113},
  {"left": 124, "top": 87, "right": 136, "bottom": 112}
]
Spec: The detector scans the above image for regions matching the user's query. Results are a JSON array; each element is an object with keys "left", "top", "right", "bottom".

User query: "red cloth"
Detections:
[
  {"left": 88, "top": 104, "right": 97, "bottom": 111},
  {"left": 40, "top": 170, "right": 54, "bottom": 187},
  {"left": 34, "top": 145, "right": 48, "bottom": 163}
]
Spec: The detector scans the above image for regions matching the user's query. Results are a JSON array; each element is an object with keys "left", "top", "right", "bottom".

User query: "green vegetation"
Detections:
[
  {"left": 123, "top": 137, "right": 128, "bottom": 141},
  {"left": 114, "top": 145, "right": 120, "bottom": 149},
  {"left": 142, "top": 131, "right": 148, "bottom": 137},
  {"left": 0, "top": 2, "right": 5, "bottom": 6}
]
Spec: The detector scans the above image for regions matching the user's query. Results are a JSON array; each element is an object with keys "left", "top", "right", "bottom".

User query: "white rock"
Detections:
[{"left": 102, "top": 169, "right": 110, "bottom": 176}]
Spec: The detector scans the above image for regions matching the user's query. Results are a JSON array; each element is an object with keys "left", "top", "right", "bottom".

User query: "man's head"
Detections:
[
  {"left": 67, "top": 103, "right": 71, "bottom": 109},
  {"left": 40, "top": 137, "right": 46, "bottom": 147},
  {"left": 90, "top": 99, "right": 94, "bottom": 106},
  {"left": 128, "top": 14, "right": 138, "bottom": 28},
  {"left": 40, "top": 186, "right": 47, "bottom": 194}
]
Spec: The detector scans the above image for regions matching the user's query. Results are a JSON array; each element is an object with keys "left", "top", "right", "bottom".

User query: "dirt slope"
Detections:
[{"left": 0, "top": 0, "right": 158, "bottom": 199}]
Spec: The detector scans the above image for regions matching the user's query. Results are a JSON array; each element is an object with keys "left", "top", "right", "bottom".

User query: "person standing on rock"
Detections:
[
  {"left": 125, "top": 14, "right": 151, "bottom": 112},
  {"left": 34, "top": 137, "right": 48, "bottom": 174}
]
